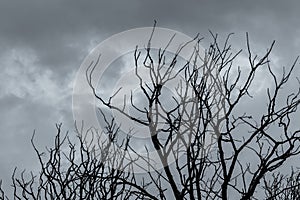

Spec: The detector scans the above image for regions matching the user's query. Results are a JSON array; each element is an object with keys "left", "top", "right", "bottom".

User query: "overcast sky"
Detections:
[{"left": 0, "top": 0, "right": 300, "bottom": 195}]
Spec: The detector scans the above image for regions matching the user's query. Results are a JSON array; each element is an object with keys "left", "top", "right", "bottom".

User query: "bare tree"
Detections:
[
  {"left": 1, "top": 25, "right": 300, "bottom": 199},
  {"left": 1, "top": 120, "right": 158, "bottom": 200},
  {"left": 86, "top": 25, "right": 300, "bottom": 199},
  {"left": 263, "top": 169, "right": 300, "bottom": 199}
]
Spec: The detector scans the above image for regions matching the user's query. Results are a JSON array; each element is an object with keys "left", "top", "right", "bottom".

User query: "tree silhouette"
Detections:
[{"left": 1, "top": 26, "right": 300, "bottom": 199}]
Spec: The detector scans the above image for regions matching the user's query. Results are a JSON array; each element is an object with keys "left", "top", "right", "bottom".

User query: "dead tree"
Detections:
[
  {"left": 86, "top": 26, "right": 300, "bottom": 199},
  {"left": 1, "top": 120, "right": 157, "bottom": 200},
  {"left": 263, "top": 169, "right": 300, "bottom": 200}
]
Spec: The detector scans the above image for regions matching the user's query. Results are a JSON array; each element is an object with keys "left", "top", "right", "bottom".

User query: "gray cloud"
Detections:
[{"left": 0, "top": 0, "right": 300, "bottom": 196}]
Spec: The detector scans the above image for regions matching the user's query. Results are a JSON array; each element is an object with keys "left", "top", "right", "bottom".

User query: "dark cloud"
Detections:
[{"left": 0, "top": 0, "right": 300, "bottom": 196}]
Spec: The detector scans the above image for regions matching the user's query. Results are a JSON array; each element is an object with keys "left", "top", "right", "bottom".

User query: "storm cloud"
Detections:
[{"left": 0, "top": 0, "right": 299, "bottom": 195}]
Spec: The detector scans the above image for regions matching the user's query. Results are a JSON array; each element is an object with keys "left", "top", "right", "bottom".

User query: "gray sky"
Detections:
[{"left": 0, "top": 0, "right": 300, "bottom": 195}]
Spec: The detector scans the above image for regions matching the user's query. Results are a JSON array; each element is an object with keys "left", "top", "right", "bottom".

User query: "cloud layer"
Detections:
[{"left": 0, "top": 0, "right": 299, "bottom": 194}]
